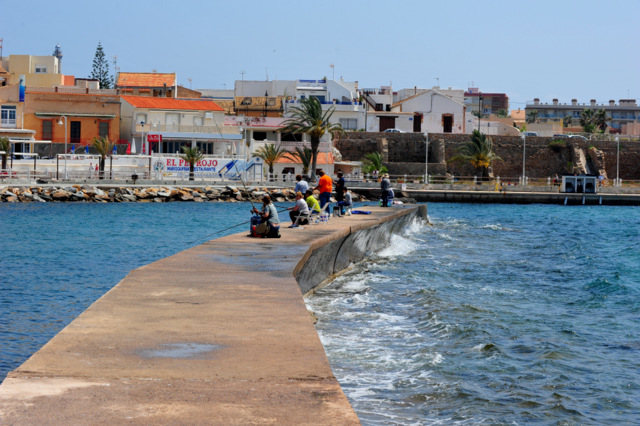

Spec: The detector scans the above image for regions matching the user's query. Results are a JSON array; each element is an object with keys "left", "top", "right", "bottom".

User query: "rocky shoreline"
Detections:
[{"left": 0, "top": 185, "right": 372, "bottom": 204}]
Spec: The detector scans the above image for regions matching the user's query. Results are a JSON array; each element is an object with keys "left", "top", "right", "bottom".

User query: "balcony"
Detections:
[{"left": 1, "top": 118, "right": 17, "bottom": 128}]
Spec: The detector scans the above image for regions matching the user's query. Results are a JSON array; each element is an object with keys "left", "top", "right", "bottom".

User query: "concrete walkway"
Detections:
[{"left": 0, "top": 206, "right": 424, "bottom": 425}]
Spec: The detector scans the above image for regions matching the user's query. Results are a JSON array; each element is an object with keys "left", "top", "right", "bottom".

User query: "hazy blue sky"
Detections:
[{"left": 2, "top": 0, "right": 638, "bottom": 109}]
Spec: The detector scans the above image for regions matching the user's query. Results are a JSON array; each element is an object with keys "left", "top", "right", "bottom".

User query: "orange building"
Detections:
[
  {"left": 23, "top": 87, "right": 121, "bottom": 156},
  {"left": 116, "top": 72, "right": 177, "bottom": 98}
]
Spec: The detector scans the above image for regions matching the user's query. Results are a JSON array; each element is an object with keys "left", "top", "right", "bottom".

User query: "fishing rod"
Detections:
[
  {"left": 232, "top": 159, "right": 258, "bottom": 212},
  {"left": 187, "top": 207, "right": 290, "bottom": 245}
]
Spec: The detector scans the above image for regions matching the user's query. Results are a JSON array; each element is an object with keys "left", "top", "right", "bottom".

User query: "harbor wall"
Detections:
[{"left": 0, "top": 206, "right": 425, "bottom": 425}]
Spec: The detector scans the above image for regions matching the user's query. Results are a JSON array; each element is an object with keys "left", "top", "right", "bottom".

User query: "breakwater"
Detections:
[{"left": 0, "top": 205, "right": 426, "bottom": 424}]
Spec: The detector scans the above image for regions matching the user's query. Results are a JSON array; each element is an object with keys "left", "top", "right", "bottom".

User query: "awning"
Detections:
[{"left": 35, "top": 112, "right": 117, "bottom": 119}]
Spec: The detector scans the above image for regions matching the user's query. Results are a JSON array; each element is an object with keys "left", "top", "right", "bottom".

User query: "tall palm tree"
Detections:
[
  {"left": 580, "top": 109, "right": 597, "bottom": 133},
  {"left": 361, "top": 152, "right": 388, "bottom": 174},
  {"left": 180, "top": 146, "right": 204, "bottom": 181},
  {"left": 450, "top": 130, "right": 501, "bottom": 179},
  {"left": 90, "top": 136, "right": 114, "bottom": 179},
  {"left": 280, "top": 96, "right": 344, "bottom": 181},
  {"left": 526, "top": 110, "right": 538, "bottom": 124},
  {"left": 0, "top": 137, "right": 10, "bottom": 171},
  {"left": 283, "top": 146, "right": 313, "bottom": 177},
  {"left": 594, "top": 109, "right": 609, "bottom": 132},
  {"left": 253, "top": 143, "right": 287, "bottom": 180}
]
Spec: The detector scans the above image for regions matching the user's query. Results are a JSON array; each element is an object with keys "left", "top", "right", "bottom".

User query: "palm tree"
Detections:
[
  {"left": 526, "top": 110, "right": 538, "bottom": 124},
  {"left": 361, "top": 152, "right": 388, "bottom": 174},
  {"left": 280, "top": 96, "right": 344, "bottom": 181},
  {"left": 283, "top": 146, "right": 313, "bottom": 177},
  {"left": 450, "top": 130, "right": 501, "bottom": 179},
  {"left": 563, "top": 115, "right": 573, "bottom": 128},
  {"left": 0, "top": 137, "right": 10, "bottom": 171},
  {"left": 90, "top": 136, "right": 114, "bottom": 179},
  {"left": 180, "top": 146, "right": 204, "bottom": 181},
  {"left": 594, "top": 109, "right": 609, "bottom": 132},
  {"left": 580, "top": 109, "right": 597, "bottom": 133},
  {"left": 253, "top": 143, "right": 287, "bottom": 180}
]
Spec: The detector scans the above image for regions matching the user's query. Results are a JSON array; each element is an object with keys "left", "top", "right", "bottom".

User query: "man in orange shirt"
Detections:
[{"left": 314, "top": 169, "right": 333, "bottom": 212}]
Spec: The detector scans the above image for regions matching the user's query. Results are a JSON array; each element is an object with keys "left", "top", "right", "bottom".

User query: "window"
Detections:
[
  {"left": 194, "top": 117, "right": 203, "bottom": 126},
  {"left": 35, "top": 66, "right": 47, "bottom": 73},
  {"left": 136, "top": 114, "right": 147, "bottom": 125},
  {"left": 165, "top": 113, "right": 180, "bottom": 126},
  {"left": 42, "top": 120, "right": 53, "bottom": 140},
  {"left": 266, "top": 97, "right": 276, "bottom": 107},
  {"left": 70, "top": 121, "right": 81, "bottom": 143},
  {"left": 339, "top": 118, "right": 358, "bottom": 130},
  {"left": 99, "top": 122, "right": 109, "bottom": 138},
  {"left": 1, "top": 105, "right": 17, "bottom": 128},
  {"left": 241, "top": 97, "right": 252, "bottom": 105},
  {"left": 253, "top": 131, "right": 267, "bottom": 141}
]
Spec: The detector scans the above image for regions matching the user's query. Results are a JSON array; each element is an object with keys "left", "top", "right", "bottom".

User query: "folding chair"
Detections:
[{"left": 289, "top": 210, "right": 311, "bottom": 228}]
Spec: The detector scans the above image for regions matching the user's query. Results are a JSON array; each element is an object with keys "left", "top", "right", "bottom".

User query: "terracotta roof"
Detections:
[
  {"left": 117, "top": 72, "right": 176, "bottom": 88},
  {"left": 121, "top": 96, "right": 223, "bottom": 111},
  {"left": 276, "top": 152, "right": 333, "bottom": 164}
]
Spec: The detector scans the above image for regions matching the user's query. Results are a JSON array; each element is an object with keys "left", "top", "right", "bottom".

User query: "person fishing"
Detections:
[
  {"left": 380, "top": 173, "right": 391, "bottom": 207},
  {"left": 251, "top": 194, "right": 281, "bottom": 238},
  {"left": 287, "top": 191, "right": 310, "bottom": 227}
]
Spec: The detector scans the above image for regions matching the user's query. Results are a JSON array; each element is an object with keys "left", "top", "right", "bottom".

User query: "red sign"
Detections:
[{"left": 147, "top": 134, "right": 162, "bottom": 143}]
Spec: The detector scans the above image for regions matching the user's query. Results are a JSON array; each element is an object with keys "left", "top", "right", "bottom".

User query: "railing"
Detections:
[
  {"left": 1, "top": 118, "right": 17, "bottom": 128},
  {"left": 27, "top": 86, "right": 118, "bottom": 95},
  {"left": 135, "top": 124, "right": 240, "bottom": 134}
]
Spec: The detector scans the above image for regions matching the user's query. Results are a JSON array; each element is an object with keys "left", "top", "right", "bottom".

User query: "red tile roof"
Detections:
[
  {"left": 117, "top": 72, "right": 176, "bottom": 88},
  {"left": 121, "top": 96, "right": 224, "bottom": 112}
]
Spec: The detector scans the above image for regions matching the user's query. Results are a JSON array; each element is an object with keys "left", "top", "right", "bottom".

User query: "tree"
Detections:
[
  {"left": 496, "top": 109, "right": 508, "bottom": 118},
  {"left": 450, "top": 130, "right": 501, "bottom": 179},
  {"left": 90, "top": 42, "right": 113, "bottom": 89},
  {"left": 90, "top": 136, "right": 114, "bottom": 179},
  {"left": 361, "top": 152, "right": 388, "bottom": 175},
  {"left": 180, "top": 146, "right": 205, "bottom": 181},
  {"left": 253, "top": 143, "right": 287, "bottom": 180},
  {"left": 280, "top": 97, "right": 344, "bottom": 181},
  {"left": 594, "top": 109, "right": 609, "bottom": 132},
  {"left": 0, "top": 137, "right": 10, "bottom": 171},
  {"left": 526, "top": 110, "right": 538, "bottom": 124},
  {"left": 579, "top": 109, "right": 597, "bottom": 133},
  {"left": 563, "top": 115, "right": 574, "bottom": 128},
  {"left": 283, "top": 146, "right": 313, "bottom": 177}
]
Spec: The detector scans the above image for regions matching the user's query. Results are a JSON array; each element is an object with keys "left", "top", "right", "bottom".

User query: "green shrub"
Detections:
[{"left": 549, "top": 140, "right": 566, "bottom": 152}]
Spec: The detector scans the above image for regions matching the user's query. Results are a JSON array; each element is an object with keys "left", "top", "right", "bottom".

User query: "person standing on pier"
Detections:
[
  {"left": 314, "top": 169, "right": 333, "bottom": 211},
  {"left": 380, "top": 173, "right": 391, "bottom": 207}
]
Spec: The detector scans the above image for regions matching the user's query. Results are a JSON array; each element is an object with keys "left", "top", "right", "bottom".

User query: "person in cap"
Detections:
[{"left": 380, "top": 173, "right": 391, "bottom": 207}]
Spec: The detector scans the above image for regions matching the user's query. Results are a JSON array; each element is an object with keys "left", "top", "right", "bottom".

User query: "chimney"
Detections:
[
  {"left": 571, "top": 99, "right": 577, "bottom": 105},
  {"left": 590, "top": 99, "right": 596, "bottom": 106},
  {"left": 552, "top": 98, "right": 559, "bottom": 105},
  {"left": 609, "top": 100, "right": 615, "bottom": 106},
  {"left": 533, "top": 98, "right": 540, "bottom": 105}
]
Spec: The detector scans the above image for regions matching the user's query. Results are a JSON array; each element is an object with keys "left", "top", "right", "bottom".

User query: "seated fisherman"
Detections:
[
  {"left": 251, "top": 195, "right": 281, "bottom": 238},
  {"left": 305, "top": 189, "right": 321, "bottom": 215},
  {"left": 337, "top": 187, "right": 352, "bottom": 215},
  {"left": 288, "top": 191, "right": 310, "bottom": 226}
]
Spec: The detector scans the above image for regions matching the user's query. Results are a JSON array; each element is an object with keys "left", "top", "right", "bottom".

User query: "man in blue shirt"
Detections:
[{"left": 294, "top": 174, "right": 309, "bottom": 196}]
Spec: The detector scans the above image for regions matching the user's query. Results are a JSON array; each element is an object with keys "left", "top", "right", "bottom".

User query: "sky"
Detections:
[{"left": 2, "top": 0, "right": 638, "bottom": 110}]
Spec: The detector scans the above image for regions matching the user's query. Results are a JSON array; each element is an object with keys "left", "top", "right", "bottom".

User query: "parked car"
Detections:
[
  {"left": 523, "top": 132, "right": 538, "bottom": 136},
  {"left": 569, "top": 135, "right": 588, "bottom": 140},
  {"left": 383, "top": 128, "right": 404, "bottom": 133}
]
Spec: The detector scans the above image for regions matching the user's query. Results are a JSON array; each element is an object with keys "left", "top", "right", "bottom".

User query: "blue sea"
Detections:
[{"left": 1, "top": 202, "right": 639, "bottom": 424}]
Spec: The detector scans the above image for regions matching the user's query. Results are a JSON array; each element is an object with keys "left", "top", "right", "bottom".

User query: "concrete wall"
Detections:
[{"left": 295, "top": 205, "right": 427, "bottom": 295}]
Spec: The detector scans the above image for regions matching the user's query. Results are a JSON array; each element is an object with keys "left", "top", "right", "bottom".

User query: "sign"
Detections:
[{"left": 147, "top": 134, "right": 162, "bottom": 143}]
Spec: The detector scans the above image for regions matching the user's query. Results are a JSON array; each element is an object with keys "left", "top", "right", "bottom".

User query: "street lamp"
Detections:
[
  {"left": 424, "top": 131, "right": 429, "bottom": 185},
  {"left": 616, "top": 134, "right": 620, "bottom": 188},
  {"left": 58, "top": 116, "right": 68, "bottom": 179},
  {"left": 521, "top": 132, "right": 526, "bottom": 186}
]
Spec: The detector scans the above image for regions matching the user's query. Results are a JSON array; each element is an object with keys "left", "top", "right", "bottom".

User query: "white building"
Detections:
[{"left": 391, "top": 89, "right": 467, "bottom": 133}]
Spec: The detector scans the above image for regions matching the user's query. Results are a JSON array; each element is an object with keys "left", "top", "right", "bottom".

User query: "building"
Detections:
[
  {"left": 1, "top": 51, "right": 74, "bottom": 88},
  {"left": 116, "top": 72, "right": 178, "bottom": 98},
  {"left": 525, "top": 98, "right": 640, "bottom": 135},
  {"left": 0, "top": 84, "right": 120, "bottom": 157},
  {"left": 391, "top": 89, "right": 467, "bottom": 133},
  {"left": 464, "top": 88, "right": 509, "bottom": 117},
  {"left": 120, "top": 96, "right": 240, "bottom": 156}
]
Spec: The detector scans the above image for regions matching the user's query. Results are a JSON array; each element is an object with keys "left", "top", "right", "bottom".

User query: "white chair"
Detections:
[{"left": 289, "top": 210, "right": 311, "bottom": 228}]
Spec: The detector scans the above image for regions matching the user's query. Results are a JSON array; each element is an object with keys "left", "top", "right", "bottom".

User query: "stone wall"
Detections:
[{"left": 338, "top": 133, "right": 640, "bottom": 179}]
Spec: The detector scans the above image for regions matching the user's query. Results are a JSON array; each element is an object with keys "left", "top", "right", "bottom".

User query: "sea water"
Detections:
[
  {"left": 1, "top": 202, "right": 639, "bottom": 424},
  {"left": 306, "top": 203, "right": 640, "bottom": 424}
]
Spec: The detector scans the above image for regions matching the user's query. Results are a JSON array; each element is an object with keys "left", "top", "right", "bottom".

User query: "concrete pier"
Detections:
[{"left": 0, "top": 205, "right": 426, "bottom": 425}]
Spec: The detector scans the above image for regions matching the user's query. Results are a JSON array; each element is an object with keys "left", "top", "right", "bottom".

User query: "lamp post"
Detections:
[
  {"left": 58, "top": 116, "right": 68, "bottom": 179},
  {"left": 521, "top": 132, "right": 526, "bottom": 186},
  {"left": 424, "top": 131, "right": 429, "bottom": 185},
  {"left": 616, "top": 134, "right": 620, "bottom": 188}
]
